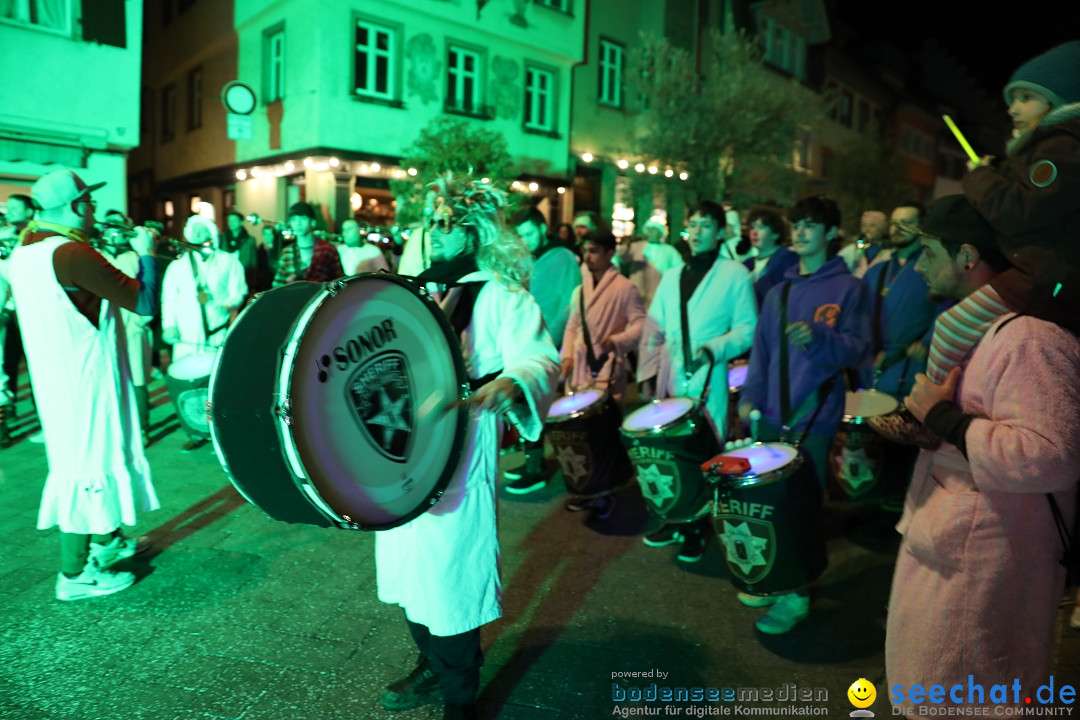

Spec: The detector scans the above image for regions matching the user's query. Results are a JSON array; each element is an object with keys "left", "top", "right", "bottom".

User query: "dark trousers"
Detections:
[{"left": 406, "top": 617, "right": 483, "bottom": 704}]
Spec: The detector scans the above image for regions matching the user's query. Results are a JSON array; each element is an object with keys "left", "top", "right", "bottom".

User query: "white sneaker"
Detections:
[
  {"left": 754, "top": 593, "right": 810, "bottom": 634},
  {"left": 89, "top": 536, "right": 145, "bottom": 568},
  {"left": 29, "top": 430, "right": 45, "bottom": 444},
  {"left": 737, "top": 591, "right": 779, "bottom": 608},
  {"left": 56, "top": 562, "right": 135, "bottom": 601}
]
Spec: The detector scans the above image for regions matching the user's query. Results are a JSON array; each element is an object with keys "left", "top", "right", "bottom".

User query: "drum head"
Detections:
[
  {"left": 727, "top": 363, "right": 748, "bottom": 391},
  {"left": 622, "top": 397, "right": 696, "bottom": 435},
  {"left": 170, "top": 352, "right": 218, "bottom": 380},
  {"left": 723, "top": 442, "right": 801, "bottom": 486},
  {"left": 548, "top": 388, "right": 605, "bottom": 422},
  {"left": 281, "top": 274, "right": 469, "bottom": 530},
  {"left": 843, "top": 389, "right": 899, "bottom": 422}
]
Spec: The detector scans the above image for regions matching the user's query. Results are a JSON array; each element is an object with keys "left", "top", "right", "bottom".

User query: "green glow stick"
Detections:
[{"left": 943, "top": 115, "right": 980, "bottom": 164}]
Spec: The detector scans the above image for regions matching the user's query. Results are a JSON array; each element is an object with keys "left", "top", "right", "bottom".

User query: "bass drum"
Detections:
[{"left": 209, "top": 275, "right": 470, "bottom": 530}]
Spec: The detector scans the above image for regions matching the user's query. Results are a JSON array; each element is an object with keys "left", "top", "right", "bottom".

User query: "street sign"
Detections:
[{"left": 227, "top": 113, "right": 254, "bottom": 141}]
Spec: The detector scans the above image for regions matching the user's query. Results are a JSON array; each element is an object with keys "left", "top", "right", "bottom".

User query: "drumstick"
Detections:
[
  {"left": 943, "top": 115, "right": 980, "bottom": 165},
  {"left": 416, "top": 389, "right": 446, "bottom": 422},
  {"left": 749, "top": 409, "right": 761, "bottom": 443}
]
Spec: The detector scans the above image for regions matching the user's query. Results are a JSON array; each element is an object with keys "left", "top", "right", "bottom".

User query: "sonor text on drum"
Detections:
[{"left": 327, "top": 318, "right": 400, "bottom": 376}]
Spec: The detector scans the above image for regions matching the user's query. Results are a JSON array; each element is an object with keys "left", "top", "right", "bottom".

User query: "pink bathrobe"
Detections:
[
  {"left": 561, "top": 265, "right": 646, "bottom": 405},
  {"left": 886, "top": 314, "right": 1080, "bottom": 707}
]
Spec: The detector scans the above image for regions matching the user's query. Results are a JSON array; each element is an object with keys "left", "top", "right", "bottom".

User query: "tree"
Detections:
[
  {"left": 390, "top": 116, "right": 520, "bottom": 226},
  {"left": 627, "top": 28, "right": 823, "bottom": 213},
  {"left": 826, "top": 127, "right": 912, "bottom": 238}
]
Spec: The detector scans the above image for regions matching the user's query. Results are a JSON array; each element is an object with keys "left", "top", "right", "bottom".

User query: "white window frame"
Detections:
[
  {"left": 533, "top": 0, "right": 570, "bottom": 11},
  {"left": 599, "top": 39, "right": 623, "bottom": 108},
  {"left": 447, "top": 45, "right": 483, "bottom": 114},
  {"left": 0, "top": 0, "right": 72, "bottom": 36},
  {"left": 355, "top": 18, "right": 395, "bottom": 100},
  {"left": 266, "top": 26, "right": 285, "bottom": 102},
  {"left": 524, "top": 66, "right": 555, "bottom": 132}
]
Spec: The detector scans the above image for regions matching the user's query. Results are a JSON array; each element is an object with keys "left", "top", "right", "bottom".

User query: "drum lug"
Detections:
[
  {"left": 340, "top": 514, "right": 361, "bottom": 531},
  {"left": 276, "top": 397, "right": 292, "bottom": 426},
  {"left": 325, "top": 280, "right": 348, "bottom": 297}
]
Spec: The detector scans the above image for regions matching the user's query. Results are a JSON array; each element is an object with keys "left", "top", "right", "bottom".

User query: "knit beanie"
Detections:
[{"left": 1003, "top": 40, "right": 1080, "bottom": 108}]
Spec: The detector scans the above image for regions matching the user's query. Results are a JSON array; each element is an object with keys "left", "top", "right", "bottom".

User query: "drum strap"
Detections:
[
  {"left": 188, "top": 252, "right": 229, "bottom": 340},
  {"left": 779, "top": 281, "right": 837, "bottom": 444},
  {"left": 578, "top": 286, "right": 609, "bottom": 376},
  {"left": 678, "top": 259, "right": 712, "bottom": 381},
  {"left": 871, "top": 258, "right": 891, "bottom": 354},
  {"left": 448, "top": 282, "right": 486, "bottom": 337}
]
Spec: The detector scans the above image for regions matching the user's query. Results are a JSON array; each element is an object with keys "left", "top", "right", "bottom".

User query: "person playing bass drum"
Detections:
[{"left": 374, "top": 173, "right": 559, "bottom": 720}]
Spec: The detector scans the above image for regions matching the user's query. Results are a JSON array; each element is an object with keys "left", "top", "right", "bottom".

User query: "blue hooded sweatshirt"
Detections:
[{"left": 740, "top": 256, "right": 872, "bottom": 438}]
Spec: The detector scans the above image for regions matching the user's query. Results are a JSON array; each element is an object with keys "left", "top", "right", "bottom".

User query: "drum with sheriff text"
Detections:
[
  {"left": 827, "top": 389, "right": 899, "bottom": 505},
  {"left": 208, "top": 274, "right": 470, "bottom": 530},
  {"left": 709, "top": 442, "right": 827, "bottom": 595},
  {"left": 546, "top": 389, "right": 632, "bottom": 499},
  {"left": 619, "top": 398, "right": 720, "bottom": 522}
]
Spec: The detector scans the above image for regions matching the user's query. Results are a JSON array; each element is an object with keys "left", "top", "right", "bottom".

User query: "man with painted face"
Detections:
[
  {"left": 161, "top": 215, "right": 247, "bottom": 362},
  {"left": 860, "top": 204, "right": 947, "bottom": 398},
  {"left": 5, "top": 170, "right": 161, "bottom": 600},
  {"left": 838, "top": 210, "right": 891, "bottom": 279},
  {"left": 737, "top": 195, "right": 871, "bottom": 634},
  {"left": 271, "top": 201, "right": 343, "bottom": 286},
  {"left": 336, "top": 218, "right": 390, "bottom": 275},
  {"left": 637, "top": 200, "right": 757, "bottom": 564},
  {"left": 376, "top": 174, "right": 558, "bottom": 720},
  {"left": 501, "top": 206, "right": 581, "bottom": 494},
  {"left": 886, "top": 195, "right": 1080, "bottom": 709}
]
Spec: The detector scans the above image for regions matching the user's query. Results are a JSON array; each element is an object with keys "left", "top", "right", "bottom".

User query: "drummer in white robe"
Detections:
[
  {"left": 6, "top": 170, "right": 160, "bottom": 601},
  {"left": 161, "top": 215, "right": 247, "bottom": 361},
  {"left": 374, "top": 174, "right": 558, "bottom": 719},
  {"left": 636, "top": 200, "right": 757, "bottom": 563}
]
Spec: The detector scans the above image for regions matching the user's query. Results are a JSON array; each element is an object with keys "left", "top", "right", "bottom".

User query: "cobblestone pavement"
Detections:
[{"left": 1, "top": 373, "right": 1077, "bottom": 719}]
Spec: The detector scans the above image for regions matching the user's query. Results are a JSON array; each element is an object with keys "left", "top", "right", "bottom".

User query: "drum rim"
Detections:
[
  {"left": 711, "top": 441, "right": 804, "bottom": 488},
  {"left": 620, "top": 397, "right": 701, "bottom": 437},
  {"left": 548, "top": 387, "right": 608, "bottom": 422},
  {"left": 842, "top": 388, "right": 900, "bottom": 424},
  {"left": 277, "top": 273, "right": 471, "bottom": 530}
]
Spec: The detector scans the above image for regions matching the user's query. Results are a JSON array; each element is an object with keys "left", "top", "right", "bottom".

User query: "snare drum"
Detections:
[
  {"left": 727, "top": 361, "right": 749, "bottom": 440},
  {"left": 208, "top": 275, "right": 470, "bottom": 530},
  {"left": 710, "top": 442, "right": 827, "bottom": 595},
  {"left": 546, "top": 389, "right": 631, "bottom": 499},
  {"left": 827, "top": 389, "right": 899, "bottom": 504},
  {"left": 620, "top": 398, "right": 720, "bottom": 522},
  {"left": 165, "top": 351, "right": 219, "bottom": 440}
]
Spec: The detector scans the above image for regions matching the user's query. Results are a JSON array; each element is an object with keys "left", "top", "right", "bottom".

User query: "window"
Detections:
[
  {"left": 265, "top": 25, "right": 285, "bottom": 102},
  {"left": 599, "top": 39, "right": 623, "bottom": 108},
  {"left": 794, "top": 128, "right": 811, "bottom": 171},
  {"left": 839, "top": 90, "right": 853, "bottom": 128},
  {"left": 524, "top": 66, "right": 555, "bottom": 132},
  {"left": 447, "top": 45, "right": 482, "bottom": 114},
  {"left": 533, "top": 0, "right": 570, "bottom": 11},
  {"left": 161, "top": 84, "right": 176, "bottom": 143},
  {"left": 856, "top": 100, "right": 869, "bottom": 134},
  {"left": 775, "top": 27, "right": 792, "bottom": 71},
  {"left": 824, "top": 82, "right": 838, "bottom": 122},
  {"left": 1, "top": 0, "right": 72, "bottom": 34},
  {"left": 187, "top": 66, "right": 203, "bottom": 130},
  {"left": 355, "top": 19, "right": 395, "bottom": 100}
]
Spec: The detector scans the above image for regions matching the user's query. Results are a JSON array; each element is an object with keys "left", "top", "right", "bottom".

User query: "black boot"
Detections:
[{"left": 380, "top": 656, "right": 440, "bottom": 711}]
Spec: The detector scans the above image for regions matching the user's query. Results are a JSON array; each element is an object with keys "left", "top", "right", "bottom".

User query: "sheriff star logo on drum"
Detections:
[
  {"left": 716, "top": 517, "right": 777, "bottom": 583},
  {"left": 637, "top": 464, "right": 677, "bottom": 508},
  {"left": 555, "top": 444, "right": 590, "bottom": 491},
  {"left": 347, "top": 350, "right": 415, "bottom": 462}
]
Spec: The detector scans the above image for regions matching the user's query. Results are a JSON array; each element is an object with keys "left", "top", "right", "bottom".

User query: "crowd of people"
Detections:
[{"left": 0, "top": 40, "right": 1078, "bottom": 720}]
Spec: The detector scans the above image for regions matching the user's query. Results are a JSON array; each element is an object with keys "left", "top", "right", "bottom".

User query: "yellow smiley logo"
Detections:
[{"left": 848, "top": 678, "right": 876, "bottom": 708}]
